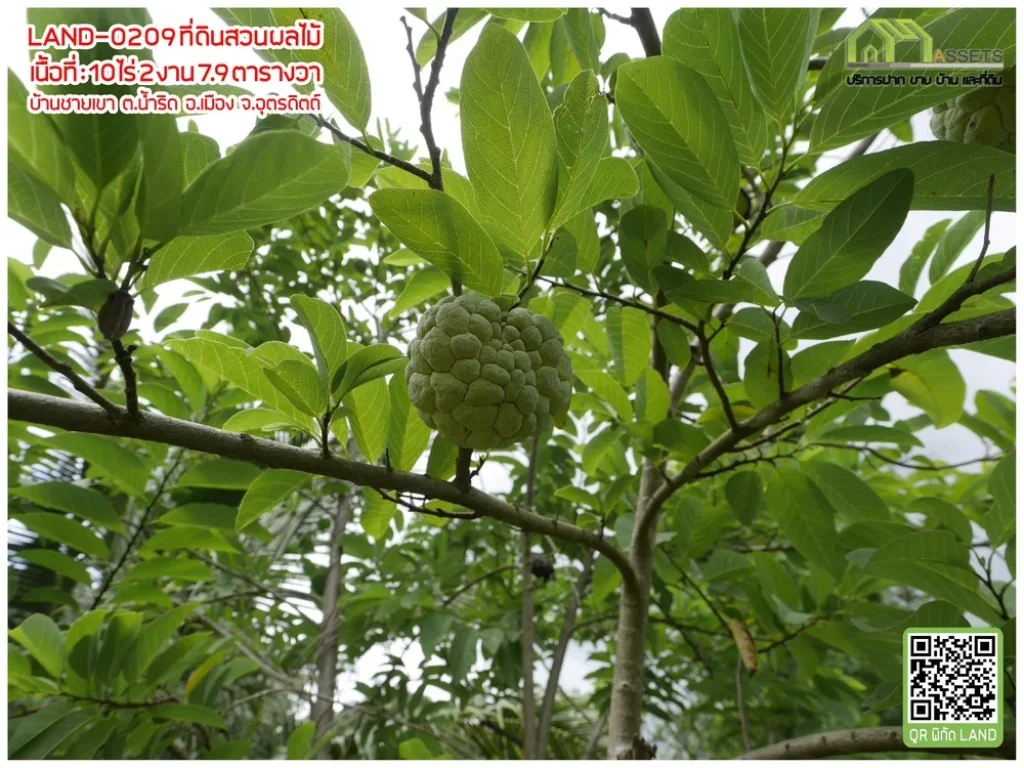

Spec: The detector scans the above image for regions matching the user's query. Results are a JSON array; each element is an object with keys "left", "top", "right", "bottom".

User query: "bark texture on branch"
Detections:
[
  {"left": 740, "top": 726, "right": 1015, "bottom": 760},
  {"left": 8, "top": 390, "right": 640, "bottom": 594},
  {"left": 311, "top": 494, "right": 351, "bottom": 757}
]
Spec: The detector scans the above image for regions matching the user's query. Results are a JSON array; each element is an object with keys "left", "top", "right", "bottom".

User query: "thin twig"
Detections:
[
  {"left": 110, "top": 339, "right": 139, "bottom": 418},
  {"left": 311, "top": 114, "right": 432, "bottom": 184},
  {"left": 966, "top": 173, "right": 997, "bottom": 284},
  {"left": 697, "top": 322, "right": 737, "bottom": 429},
  {"left": 536, "top": 275, "right": 699, "bottom": 332},
  {"left": 9, "top": 322, "right": 123, "bottom": 420}
]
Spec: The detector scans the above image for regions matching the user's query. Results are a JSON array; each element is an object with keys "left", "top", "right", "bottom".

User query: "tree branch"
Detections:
[
  {"left": 536, "top": 550, "right": 594, "bottom": 757},
  {"left": 110, "top": 339, "right": 139, "bottom": 418},
  {"left": 311, "top": 115, "right": 432, "bottom": 184},
  {"left": 697, "top": 322, "right": 737, "bottom": 429},
  {"left": 8, "top": 389, "right": 641, "bottom": 595},
  {"left": 520, "top": 435, "right": 540, "bottom": 759},
  {"left": 441, "top": 564, "right": 516, "bottom": 607},
  {"left": 628, "top": 9, "right": 661, "bottom": 56},
  {"left": 638, "top": 305, "right": 1015, "bottom": 542},
  {"left": 739, "top": 726, "right": 1015, "bottom": 760},
  {"left": 311, "top": 494, "right": 351, "bottom": 754},
  {"left": 736, "top": 656, "right": 752, "bottom": 752},
  {"left": 8, "top": 321, "right": 123, "bottom": 420}
]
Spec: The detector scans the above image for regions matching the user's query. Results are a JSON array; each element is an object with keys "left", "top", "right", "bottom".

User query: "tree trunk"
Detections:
[
  {"left": 606, "top": 462, "right": 661, "bottom": 759},
  {"left": 311, "top": 494, "right": 351, "bottom": 757}
]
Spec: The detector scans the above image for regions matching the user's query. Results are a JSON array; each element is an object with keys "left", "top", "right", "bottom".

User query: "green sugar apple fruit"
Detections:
[
  {"left": 406, "top": 294, "right": 573, "bottom": 450},
  {"left": 930, "top": 68, "right": 1015, "bottom": 152}
]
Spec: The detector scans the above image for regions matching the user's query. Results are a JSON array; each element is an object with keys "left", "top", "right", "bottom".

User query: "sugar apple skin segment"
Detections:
[
  {"left": 930, "top": 67, "right": 1015, "bottom": 152},
  {"left": 406, "top": 294, "right": 573, "bottom": 450}
]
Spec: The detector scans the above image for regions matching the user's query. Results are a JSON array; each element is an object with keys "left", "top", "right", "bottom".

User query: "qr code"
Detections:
[{"left": 907, "top": 632, "right": 999, "bottom": 723}]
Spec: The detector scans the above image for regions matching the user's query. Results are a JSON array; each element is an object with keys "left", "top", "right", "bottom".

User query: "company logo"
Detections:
[{"left": 846, "top": 18, "right": 1004, "bottom": 69}]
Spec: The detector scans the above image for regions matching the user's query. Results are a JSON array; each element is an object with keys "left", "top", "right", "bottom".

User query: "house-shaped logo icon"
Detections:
[{"left": 846, "top": 19, "right": 932, "bottom": 66}]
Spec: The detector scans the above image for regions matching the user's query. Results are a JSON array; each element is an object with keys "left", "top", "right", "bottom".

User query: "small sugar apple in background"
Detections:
[
  {"left": 406, "top": 294, "right": 573, "bottom": 450},
  {"left": 930, "top": 67, "right": 1015, "bottom": 152}
]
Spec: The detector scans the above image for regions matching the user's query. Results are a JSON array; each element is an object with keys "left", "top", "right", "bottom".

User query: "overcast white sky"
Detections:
[{"left": 6, "top": 5, "right": 1017, "bottom": 710}]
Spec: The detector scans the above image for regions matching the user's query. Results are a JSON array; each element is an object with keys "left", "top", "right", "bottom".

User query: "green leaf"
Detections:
[
  {"left": 158, "top": 503, "right": 237, "bottom": 529},
  {"left": 221, "top": 408, "right": 296, "bottom": 434},
  {"left": 360, "top": 487, "right": 396, "bottom": 540},
  {"left": 575, "top": 369, "right": 631, "bottom": 422},
  {"left": 265, "top": 359, "right": 329, "bottom": 417},
  {"left": 151, "top": 703, "right": 227, "bottom": 730},
  {"left": 865, "top": 536, "right": 1000, "bottom": 624},
  {"left": 655, "top": 266, "right": 753, "bottom": 305},
  {"left": 18, "top": 549, "right": 90, "bottom": 585},
  {"left": 928, "top": 211, "right": 986, "bottom": 285},
  {"left": 562, "top": 8, "right": 599, "bottom": 71},
  {"left": 783, "top": 169, "right": 913, "bottom": 300},
  {"left": 653, "top": 421, "right": 710, "bottom": 461},
  {"left": 616, "top": 55, "right": 739, "bottom": 209},
  {"left": 140, "top": 232, "right": 253, "bottom": 288},
  {"left": 14, "top": 512, "right": 108, "bottom": 559},
  {"left": 398, "top": 737, "right": 433, "bottom": 760},
  {"left": 180, "top": 131, "right": 220, "bottom": 187},
  {"left": 791, "top": 281, "right": 917, "bottom": 339},
  {"left": 988, "top": 452, "right": 1016, "bottom": 545},
  {"left": 287, "top": 722, "right": 316, "bottom": 760},
  {"left": 271, "top": 9, "right": 370, "bottom": 130},
  {"left": 900, "top": 219, "right": 951, "bottom": 296},
  {"left": 449, "top": 625, "right": 478, "bottom": 683},
  {"left": 387, "top": 375, "right": 431, "bottom": 472},
  {"left": 236, "top": 469, "right": 309, "bottom": 532},
  {"left": 416, "top": 9, "right": 488, "bottom": 65},
  {"left": 461, "top": 25, "right": 557, "bottom": 255},
  {"left": 647, "top": 162, "right": 732, "bottom": 250},
  {"left": 736, "top": 9, "right": 818, "bottom": 128},
  {"left": 332, "top": 344, "right": 406, "bottom": 397},
  {"left": 909, "top": 497, "right": 972, "bottom": 544},
  {"left": 8, "top": 160, "right": 72, "bottom": 248},
  {"left": 7, "top": 71, "right": 75, "bottom": 202},
  {"left": 54, "top": 112, "right": 138, "bottom": 193},
  {"left": 10, "top": 708, "right": 97, "bottom": 759},
  {"left": 136, "top": 115, "right": 183, "bottom": 241},
  {"left": 419, "top": 613, "right": 454, "bottom": 658},
  {"left": 765, "top": 467, "right": 845, "bottom": 580},
  {"left": 8, "top": 700, "right": 78, "bottom": 758},
  {"left": 140, "top": 526, "right": 239, "bottom": 554},
  {"left": 10, "top": 614, "right": 66, "bottom": 679},
  {"left": 761, "top": 144, "right": 1014, "bottom": 245},
  {"left": 345, "top": 378, "right": 390, "bottom": 463},
  {"left": 181, "top": 131, "right": 349, "bottom": 234},
  {"left": 290, "top": 295, "right": 348, "bottom": 387},
  {"left": 487, "top": 8, "right": 566, "bottom": 22},
  {"left": 655, "top": 321, "right": 692, "bottom": 369},
  {"left": 581, "top": 157, "right": 640, "bottom": 212},
  {"left": 743, "top": 338, "right": 791, "bottom": 409},
  {"left": 370, "top": 188, "right": 504, "bottom": 296},
  {"left": 10, "top": 481, "right": 124, "bottom": 534},
  {"left": 167, "top": 337, "right": 307, "bottom": 422},
  {"left": 821, "top": 424, "right": 922, "bottom": 450},
  {"left": 663, "top": 9, "right": 770, "bottom": 167},
  {"left": 804, "top": 460, "right": 891, "bottom": 523},
  {"left": 125, "top": 557, "right": 212, "bottom": 583},
  {"left": 619, "top": 205, "right": 667, "bottom": 294},
  {"left": 549, "top": 70, "right": 608, "bottom": 229},
  {"left": 811, "top": 10, "right": 1016, "bottom": 152},
  {"left": 126, "top": 603, "right": 198, "bottom": 678},
  {"left": 725, "top": 471, "right": 762, "bottom": 525},
  {"left": 605, "top": 306, "right": 650, "bottom": 387},
  {"left": 176, "top": 458, "right": 261, "bottom": 490},
  {"left": 388, "top": 268, "right": 450, "bottom": 320},
  {"left": 890, "top": 350, "right": 965, "bottom": 428}
]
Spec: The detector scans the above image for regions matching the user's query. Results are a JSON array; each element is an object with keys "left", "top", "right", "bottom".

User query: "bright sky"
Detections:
[{"left": 7, "top": 5, "right": 1017, "bottom": 710}]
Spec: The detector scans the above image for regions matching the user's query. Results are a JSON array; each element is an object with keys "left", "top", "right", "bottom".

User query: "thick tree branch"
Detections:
[
  {"left": 740, "top": 726, "right": 1015, "bottom": 760},
  {"left": 8, "top": 389, "right": 640, "bottom": 595},
  {"left": 9, "top": 322, "right": 123, "bottom": 420},
  {"left": 639, "top": 305, "right": 1015, "bottom": 541},
  {"left": 628, "top": 9, "right": 661, "bottom": 56}
]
